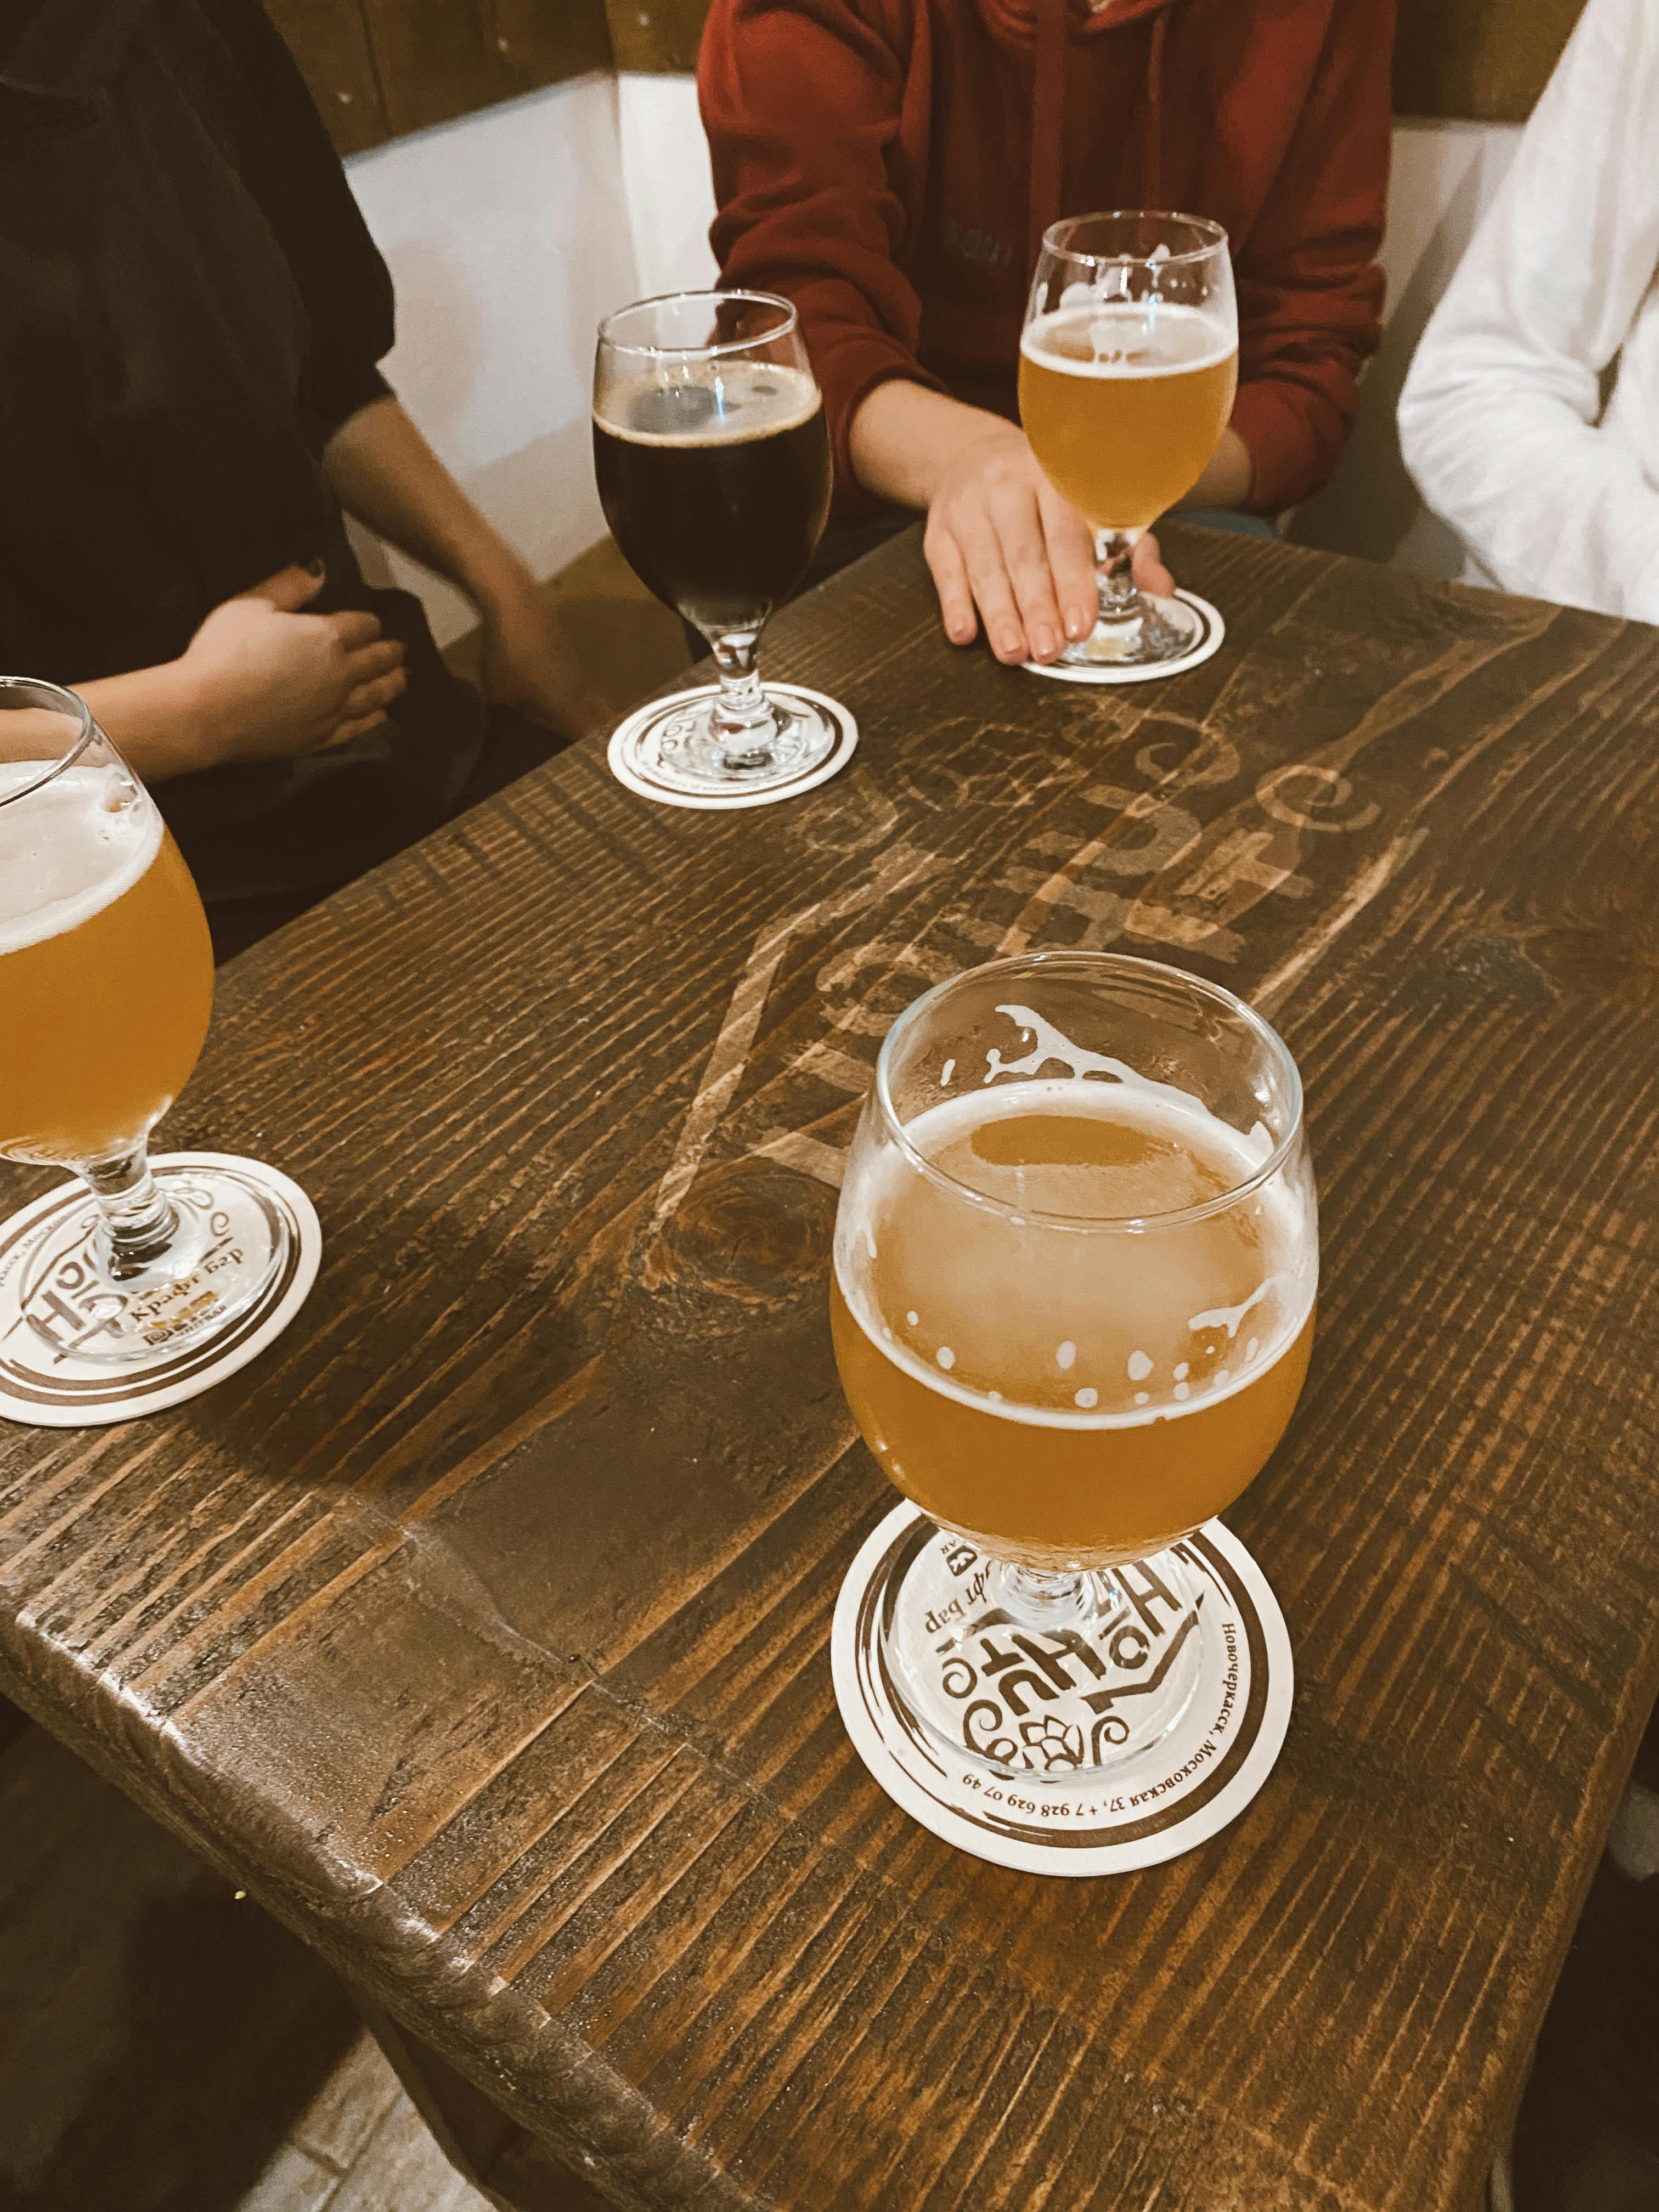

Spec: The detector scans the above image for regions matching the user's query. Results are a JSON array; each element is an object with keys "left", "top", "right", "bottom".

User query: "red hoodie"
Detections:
[{"left": 699, "top": 0, "right": 1393, "bottom": 517}]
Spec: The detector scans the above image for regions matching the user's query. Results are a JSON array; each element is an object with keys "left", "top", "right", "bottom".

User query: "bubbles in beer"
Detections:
[{"left": 836, "top": 1067, "right": 1312, "bottom": 1431}]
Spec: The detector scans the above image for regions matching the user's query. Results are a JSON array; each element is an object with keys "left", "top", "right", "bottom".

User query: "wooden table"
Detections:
[{"left": 3, "top": 524, "right": 1657, "bottom": 2212}]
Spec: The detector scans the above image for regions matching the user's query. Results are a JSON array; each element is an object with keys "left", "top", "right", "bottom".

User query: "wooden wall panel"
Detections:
[
  {"left": 600, "top": 0, "right": 1593, "bottom": 122},
  {"left": 484, "top": 0, "right": 613, "bottom": 98},
  {"left": 264, "top": 0, "right": 389, "bottom": 156},
  {"left": 273, "top": 0, "right": 612, "bottom": 156},
  {"left": 1393, "top": 0, "right": 1589, "bottom": 124},
  {"left": 603, "top": 0, "right": 709, "bottom": 74},
  {"left": 358, "top": 0, "right": 518, "bottom": 139},
  {"left": 272, "top": 0, "right": 1594, "bottom": 158}
]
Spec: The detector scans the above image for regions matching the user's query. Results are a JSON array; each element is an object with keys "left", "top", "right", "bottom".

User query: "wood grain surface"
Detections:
[
  {"left": 588, "top": 0, "right": 1589, "bottom": 125},
  {"left": 1394, "top": 0, "right": 1588, "bottom": 125},
  {"left": 269, "top": 0, "right": 1592, "bottom": 157},
  {"left": 4, "top": 526, "right": 1658, "bottom": 2212},
  {"left": 267, "top": 0, "right": 612, "bottom": 157}
]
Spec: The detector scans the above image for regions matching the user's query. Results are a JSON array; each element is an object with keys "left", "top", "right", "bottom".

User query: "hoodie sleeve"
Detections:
[
  {"left": 699, "top": 0, "right": 944, "bottom": 511},
  {"left": 1228, "top": 0, "right": 1392, "bottom": 515},
  {"left": 1398, "top": 0, "right": 1659, "bottom": 623}
]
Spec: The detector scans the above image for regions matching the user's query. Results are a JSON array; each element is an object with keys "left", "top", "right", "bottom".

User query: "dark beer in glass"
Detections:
[{"left": 593, "top": 292, "right": 840, "bottom": 797}]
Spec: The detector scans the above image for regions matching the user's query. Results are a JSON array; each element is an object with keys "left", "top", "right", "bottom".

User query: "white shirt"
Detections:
[{"left": 1398, "top": 0, "right": 1659, "bottom": 625}]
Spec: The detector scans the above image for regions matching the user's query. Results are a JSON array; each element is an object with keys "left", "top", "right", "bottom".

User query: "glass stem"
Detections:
[
  {"left": 707, "top": 628, "right": 780, "bottom": 770},
  {"left": 84, "top": 1146, "right": 181, "bottom": 1283},
  {"left": 992, "top": 1560, "right": 1108, "bottom": 1634},
  {"left": 1094, "top": 528, "right": 1144, "bottom": 625}
]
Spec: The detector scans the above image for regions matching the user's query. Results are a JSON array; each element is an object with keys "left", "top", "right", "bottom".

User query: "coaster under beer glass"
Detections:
[
  {"left": 1020, "top": 212, "right": 1239, "bottom": 672},
  {"left": 831, "top": 952, "right": 1317, "bottom": 1787},
  {"left": 0, "top": 679, "right": 306, "bottom": 1383},
  {"left": 594, "top": 290, "right": 844, "bottom": 799}
]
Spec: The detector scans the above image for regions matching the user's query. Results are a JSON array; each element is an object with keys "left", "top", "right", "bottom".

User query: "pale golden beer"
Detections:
[
  {"left": 831, "top": 1076, "right": 1313, "bottom": 1567},
  {"left": 0, "top": 763, "right": 213, "bottom": 1167},
  {"left": 1019, "top": 302, "right": 1238, "bottom": 531}
]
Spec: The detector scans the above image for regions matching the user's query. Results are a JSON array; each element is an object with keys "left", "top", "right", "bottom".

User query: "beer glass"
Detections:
[
  {"left": 1019, "top": 213, "right": 1238, "bottom": 670},
  {"left": 831, "top": 951, "right": 1317, "bottom": 1783},
  {"left": 594, "top": 291, "right": 837, "bottom": 797},
  {"left": 0, "top": 680, "right": 292, "bottom": 1372}
]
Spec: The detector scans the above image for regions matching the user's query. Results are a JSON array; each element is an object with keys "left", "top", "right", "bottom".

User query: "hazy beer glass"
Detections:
[
  {"left": 594, "top": 291, "right": 838, "bottom": 797},
  {"left": 0, "top": 680, "right": 292, "bottom": 1375},
  {"left": 831, "top": 952, "right": 1317, "bottom": 1781},
  {"left": 1020, "top": 213, "right": 1238, "bottom": 671}
]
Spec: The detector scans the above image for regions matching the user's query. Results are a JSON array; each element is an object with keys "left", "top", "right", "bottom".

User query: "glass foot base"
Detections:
[
  {"left": 607, "top": 683, "right": 858, "bottom": 810},
  {"left": 832, "top": 1503, "right": 1293, "bottom": 1874},
  {"left": 1023, "top": 591, "right": 1224, "bottom": 687},
  {"left": 0, "top": 1153, "right": 321, "bottom": 1426}
]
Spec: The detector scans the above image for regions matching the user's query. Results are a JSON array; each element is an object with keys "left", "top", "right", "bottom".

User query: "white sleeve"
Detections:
[{"left": 1398, "top": 0, "right": 1659, "bottom": 624}]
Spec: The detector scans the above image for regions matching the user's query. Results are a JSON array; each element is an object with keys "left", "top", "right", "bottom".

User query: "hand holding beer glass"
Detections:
[
  {"left": 831, "top": 953, "right": 1316, "bottom": 1803},
  {"left": 1019, "top": 213, "right": 1238, "bottom": 673},
  {"left": 594, "top": 291, "right": 847, "bottom": 800},
  {"left": 0, "top": 679, "right": 312, "bottom": 1412}
]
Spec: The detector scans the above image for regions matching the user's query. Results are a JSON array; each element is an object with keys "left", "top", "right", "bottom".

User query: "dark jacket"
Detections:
[{"left": 0, "top": 0, "right": 482, "bottom": 903}]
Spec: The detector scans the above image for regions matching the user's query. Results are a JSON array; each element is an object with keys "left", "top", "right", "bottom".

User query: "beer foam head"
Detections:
[
  {"left": 0, "top": 761, "right": 160, "bottom": 956},
  {"left": 595, "top": 359, "right": 821, "bottom": 445},
  {"left": 1020, "top": 300, "right": 1235, "bottom": 379}
]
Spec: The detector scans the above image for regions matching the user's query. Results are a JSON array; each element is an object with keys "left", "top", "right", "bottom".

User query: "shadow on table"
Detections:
[{"left": 0, "top": 1723, "right": 359, "bottom": 2212}]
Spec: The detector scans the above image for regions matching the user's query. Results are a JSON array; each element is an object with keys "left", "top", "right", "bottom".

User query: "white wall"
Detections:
[
  {"left": 616, "top": 72, "right": 719, "bottom": 302},
  {"left": 345, "top": 75, "right": 641, "bottom": 644}
]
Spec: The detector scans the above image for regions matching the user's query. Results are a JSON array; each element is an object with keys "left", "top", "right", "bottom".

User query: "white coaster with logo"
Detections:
[
  {"left": 0, "top": 1153, "right": 320, "bottom": 1428},
  {"left": 1023, "top": 590, "right": 1225, "bottom": 685},
  {"left": 607, "top": 683, "right": 858, "bottom": 811},
  {"left": 832, "top": 1503, "right": 1291, "bottom": 1876}
]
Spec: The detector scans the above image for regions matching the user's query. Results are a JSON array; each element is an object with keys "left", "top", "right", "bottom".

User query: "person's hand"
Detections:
[
  {"left": 173, "top": 565, "right": 407, "bottom": 769},
  {"left": 923, "top": 422, "right": 1173, "bottom": 664},
  {"left": 478, "top": 586, "right": 610, "bottom": 742}
]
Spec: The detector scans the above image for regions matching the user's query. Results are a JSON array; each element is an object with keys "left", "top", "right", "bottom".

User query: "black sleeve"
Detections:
[{"left": 208, "top": 0, "right": 398, "bottom": 442}]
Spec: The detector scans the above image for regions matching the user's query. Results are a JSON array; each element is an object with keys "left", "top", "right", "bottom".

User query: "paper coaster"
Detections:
[
  {"left": 0, "top": 1153, "right": 320, "bottom": 1428},
  {"left": 607, "top": 684, "right": 859, "bottom": 811},
  {"left": 1023, "top": 591, "right": 1224, "bottom": 685},
  {"left": 832, "top": 1504, "right": 1291, "bottom": 1876}
]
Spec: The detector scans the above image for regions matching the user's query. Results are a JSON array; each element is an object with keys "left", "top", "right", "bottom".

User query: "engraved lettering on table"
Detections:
[
  {"left": 654, "top": 718, "right": 1406, "bottom": 1223},
  {"left": 652, "top": 839, "right": 949, "bottom": 1227}
]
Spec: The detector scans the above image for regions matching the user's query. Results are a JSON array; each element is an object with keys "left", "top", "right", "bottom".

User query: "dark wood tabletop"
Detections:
[{"left": 3, "top": 523, "right": 1658, "bottom": 2212}]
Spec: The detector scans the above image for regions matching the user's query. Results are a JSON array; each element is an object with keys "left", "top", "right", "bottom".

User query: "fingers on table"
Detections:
[
  {"left": 1039, "top": 489, "right": 1099, "bottom": 642},
  {"left": 994, "top": 486, "right": 1066, "bottom": 664},
  {"left": 924, "top": 524, "right": 980, "bottom": 649}
]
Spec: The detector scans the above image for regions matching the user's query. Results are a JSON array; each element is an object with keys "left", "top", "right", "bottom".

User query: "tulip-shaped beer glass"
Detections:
[
  {"left": 594, "top": 290, "right": 842, "bottom": 798},
  {"left": 1020, "top": 213, "right": 1238, "bottom": 670},
  {"left": 0, "top": 679, "right": 309, "bottom": 1408},
  {"left": 831, "top": 952, "right": 1317, "bottom": 1787}
]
